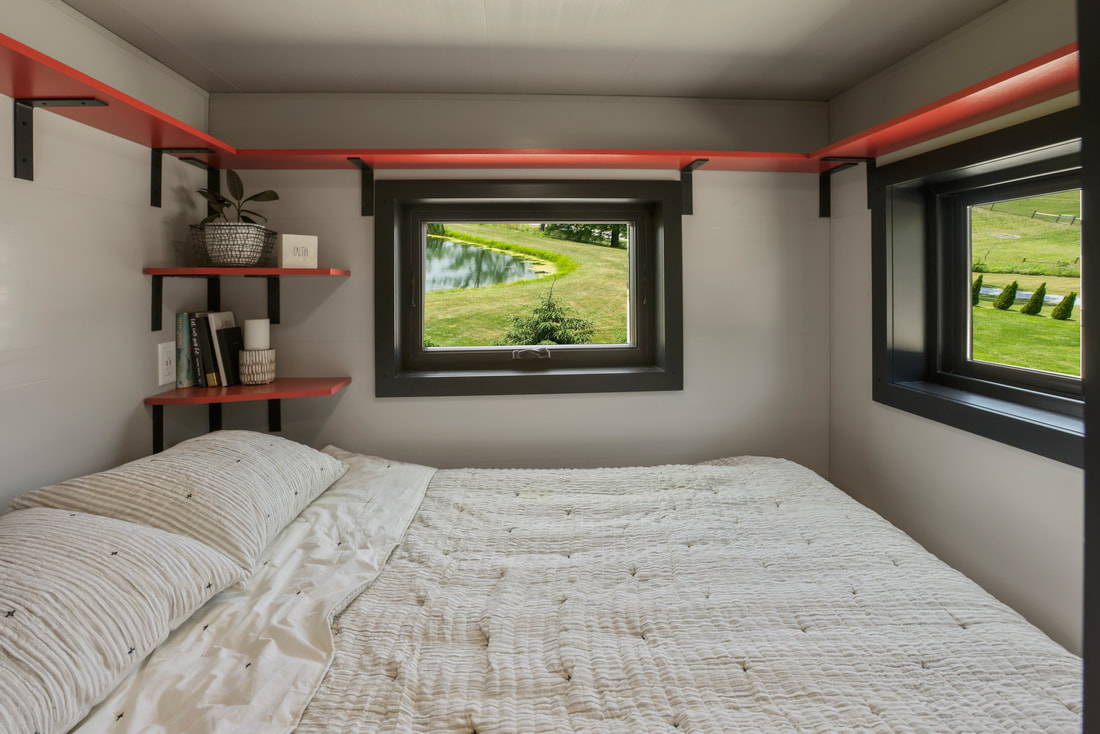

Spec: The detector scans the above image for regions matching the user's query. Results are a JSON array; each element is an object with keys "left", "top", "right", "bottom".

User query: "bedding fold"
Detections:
[{"left": 73, "top": 449, "right": 435, "bottom": 734}]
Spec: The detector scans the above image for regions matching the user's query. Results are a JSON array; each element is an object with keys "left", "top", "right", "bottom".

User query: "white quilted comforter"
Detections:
[{"left": 294, "top": 457, "right": 1081, "bottom": 733}]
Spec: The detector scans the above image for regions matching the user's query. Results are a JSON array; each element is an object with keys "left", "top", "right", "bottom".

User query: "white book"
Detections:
[{"left": 204, "top": 311, "right": 237, "bottom": 386}]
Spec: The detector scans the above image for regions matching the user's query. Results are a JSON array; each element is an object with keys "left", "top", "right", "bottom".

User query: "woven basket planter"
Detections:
[{"left": 191, "top": 223, "right": 276, "bottom": 267}]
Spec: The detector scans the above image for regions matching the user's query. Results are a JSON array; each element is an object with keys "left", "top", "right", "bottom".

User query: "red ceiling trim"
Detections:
[
  {"left": 0, "top": 32, "right": 1080, "bottom": 173},
  {"left": 812, "top": 43, "right": 1079, "bottom": 161}
]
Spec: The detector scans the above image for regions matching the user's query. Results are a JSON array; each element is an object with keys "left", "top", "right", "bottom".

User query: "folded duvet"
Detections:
[{"left": 73, "top": 449, "right": 435, "bottom": 733}]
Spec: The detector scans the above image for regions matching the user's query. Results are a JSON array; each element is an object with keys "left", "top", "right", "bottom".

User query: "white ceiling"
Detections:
[{"left": 60, "top": 0, "right": 1008, "bottom": 100}]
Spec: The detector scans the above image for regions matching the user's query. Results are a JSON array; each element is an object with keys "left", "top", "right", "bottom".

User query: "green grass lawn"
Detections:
[
  {"left": 971, "top": 189, "right": 1081, "bottom": 278},
  {"left": 971, "top": 303, "right": 1081, "bottom": 376},
  {"left": 424, "top": 224, "right": 629, "bottom": 346}
]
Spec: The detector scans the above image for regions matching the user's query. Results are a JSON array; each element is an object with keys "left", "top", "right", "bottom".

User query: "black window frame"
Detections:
[
  {"left": 375, "top": 179, "right": 683, "bottom": 397},
  {"left": 872, "top": 108, "right": 1083, "bottom": 467}
]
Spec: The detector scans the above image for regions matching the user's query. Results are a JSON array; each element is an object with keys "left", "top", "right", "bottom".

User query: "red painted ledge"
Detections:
[
  {"left": 146, "top": 377, "right": 351, "bottom": 406},
  {"left": 144, "top": 267, "right": 350, "bottom": 277}
]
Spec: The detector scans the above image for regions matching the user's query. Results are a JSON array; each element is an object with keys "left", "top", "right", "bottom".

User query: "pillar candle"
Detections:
[{"left": 243, "top": 319, "right": 270, "bottom": 350}]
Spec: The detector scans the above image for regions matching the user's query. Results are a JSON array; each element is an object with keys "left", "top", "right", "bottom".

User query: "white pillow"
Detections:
[
  {"left": 11, "top": 431, "right": 349, "bottom": 574},
  {"left": 0, "top": 508, "right": 243, "bottom": 734}
]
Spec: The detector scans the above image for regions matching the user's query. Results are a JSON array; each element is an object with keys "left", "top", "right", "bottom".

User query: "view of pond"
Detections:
[{"left": 425, "top": 236, "right": 542, "bottom": 291}]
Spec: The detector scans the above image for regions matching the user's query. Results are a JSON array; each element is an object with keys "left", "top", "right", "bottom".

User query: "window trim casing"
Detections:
[
  {"left": 871, "top": 108, "right": 1083, "bottom": 467},
  {"left": 375, "top": 179, "right": 683, "bottom": 397}
]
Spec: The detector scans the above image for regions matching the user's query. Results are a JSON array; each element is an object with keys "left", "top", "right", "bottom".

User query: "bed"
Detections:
[{"left": 0, "top": 431, "right": 1082, "bottom": 733}]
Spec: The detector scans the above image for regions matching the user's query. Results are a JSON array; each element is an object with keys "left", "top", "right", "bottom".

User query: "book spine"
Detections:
[
  {"left": 216, "top": 327, "right": 243, "bottom": 386},
  {"left": 175, "top": 312, "right": 196, "bottom": 388},
  {"left": 188, "top": 313, "right": 206, "bottom": 387},
  {"left": 197, "top": 316, "right": 220, "bottom": 387}
]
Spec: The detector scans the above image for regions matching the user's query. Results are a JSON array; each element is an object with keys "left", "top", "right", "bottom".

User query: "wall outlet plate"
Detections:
[{"left": 157, "top": 342, "right": 175, "bottom": 386}]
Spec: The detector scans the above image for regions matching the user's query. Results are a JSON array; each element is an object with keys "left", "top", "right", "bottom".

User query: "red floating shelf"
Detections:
[
  {"left": 812, "top": 43, "right": 1079, "bottom": 162},
  {"left": 146, "top": 377, "right": 351, "bottom": 406},
  {"left": 0, "top": 32, "right": 234, "bottom": 155},
  {"left": 144, "top": 267, "right": 350, "bottom": 277},
  {"left": 0, "top": 30, "right": 1079, "bottom": 175}
]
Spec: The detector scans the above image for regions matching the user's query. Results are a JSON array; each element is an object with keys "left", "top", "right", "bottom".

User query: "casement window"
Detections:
[
  {"left": 872, "top": 108, "right": 1083, "bottom": 466},
  {"left": 374, "top": 180, "right": 683, "bottom": 397}
]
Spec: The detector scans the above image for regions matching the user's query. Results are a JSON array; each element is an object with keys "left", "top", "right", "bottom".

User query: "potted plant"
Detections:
[{"left": 192, "top": 170, "right": 280, "bottom": 266}]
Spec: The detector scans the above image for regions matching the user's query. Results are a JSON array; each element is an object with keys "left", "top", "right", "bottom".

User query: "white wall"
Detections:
[
  {"left": 0, "top": 100, "right": 208, "bottom": 504},
  {"left": 211, "top": 93, "right": 827, "bottom": 152},
  {"left": 218, "top": 166, "right": 830, "bottom": 474},
  {"left": 201, "top": 94, "right": 832, "bottom": 473},
  {"left": 828, "top": 167, "right": 1082, "bottom": 654},
  {"left": 0, "top": 0, "right": 211, "bottom": 504},
  {"left": 829, "top": 0, "right": 1078, "bottom": 141},
  {"left": 826, "top": 0, "right": 1083, "bottom": 653},
  {"left": 3, "top": 0, "right": 208, "bottom": 130}
]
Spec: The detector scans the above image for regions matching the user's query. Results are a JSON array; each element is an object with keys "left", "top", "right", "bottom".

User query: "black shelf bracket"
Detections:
[
  {"left": 348, "top": 157, "right": 374, "bottom": 216},
  {"left": 267, "top": 276, "right": 280, "bottom": 324},
  {"left": 150, "top": 148, "right": 215, "bottom": 207},
  {"left": 268, "top": 399, "right": 282, "bottom": 432},
  {"left": 152, "top": 405, "right": 164, "bottom": 454},
  {"left": 819, "top": 156, "right": 876, "bottom": 217},
  {"left": 13, "top": 98, "right": 107, "bottom": 181},
  {"left": 150, "top": 274, "right": 220, "bottom": 332},
  {"left": 680, "top": 159, "right": 709, "bottom": 215}
]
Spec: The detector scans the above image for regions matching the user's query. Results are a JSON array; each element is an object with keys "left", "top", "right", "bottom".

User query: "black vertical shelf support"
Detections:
[
  {"left": 819, "top": 156, "right": 876, "bottom": 217},
  {"left": 348, "top": 157, "right": 374, "bottom": 216},
  {"left": 680, "top": 159, "right": 709, "bottom": 215},
  {"left": 268, "top": 399, "right": 282, "bottom": 432},
  {"left": 151, "top": 275, "right": 164, "bottom": 331},
  {"left": 208, "top": 403, "right": 223, "bottom": 432},
  {"left": 267, "top": 276, "right": 280, "bottom": 324},
  {"left": 151, "top": 148, "right": 215, "bottom": 207},
  {"left": 152, "top": 405, "right": 164, "bottom": 454},
  {"left": 13, "top": 97, "right": 106, "bottom": 181}
]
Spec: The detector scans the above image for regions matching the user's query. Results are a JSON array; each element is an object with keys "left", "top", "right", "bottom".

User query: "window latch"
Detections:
[{"left": 512, "top": 347, "right": 551, "bottom": 360}]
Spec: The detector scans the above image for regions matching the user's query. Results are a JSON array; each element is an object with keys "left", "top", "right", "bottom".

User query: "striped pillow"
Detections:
[
  {"left": 11, "top": 431, "right": 348, "bottom": 574},
  {"left": 0, "top": 508, "right": 242, "bottom": 734}
]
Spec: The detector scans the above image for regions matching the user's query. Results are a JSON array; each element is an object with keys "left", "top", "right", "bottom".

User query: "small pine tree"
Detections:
[
  {"left": 1019, "top": 282, "right": 1047, "bottom": 315},
  {"left": 992, "top": 281, "right": 1018, "bottom": 310},
  {"left": 499, "top": 286, "right": 594, "bottom": 345},
  {"left": 971, "top": 274, "right": 983, "bottom": 306},
  {"left": 1051, "top": 291, "right": 1077, "bottom": 321}
]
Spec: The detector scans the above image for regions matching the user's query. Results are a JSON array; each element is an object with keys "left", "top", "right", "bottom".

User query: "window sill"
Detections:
[
  {"left": 873, "top": 379, "right": 1083, "bottom": 467},
  {"left": 377, "top": 365, "right": 681, "bottom": 398}
]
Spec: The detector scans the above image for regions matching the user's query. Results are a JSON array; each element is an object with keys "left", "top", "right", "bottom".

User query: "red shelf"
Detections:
[
  {"left": 813, "top": 43, "right": 1079, "bottom": 162},
  {"left": 146, "top": 377, "right": 351, "bottom": 406},
  {"left": 0, "top": 31, "right": 1079, "bottom": 173},
  {"left": 0, "top": 32, "right": 234, "bottom": 155},
  {"left": 214, "top": 149, "right": 828, "bottom": 173},
  {"left": 144, "top": 267, "right": 350, "bottom": 277}
]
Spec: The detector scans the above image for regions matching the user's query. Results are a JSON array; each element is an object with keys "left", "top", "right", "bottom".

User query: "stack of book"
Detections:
[{"left": 174, "top": 311, "right": 245, "bottom": 388}]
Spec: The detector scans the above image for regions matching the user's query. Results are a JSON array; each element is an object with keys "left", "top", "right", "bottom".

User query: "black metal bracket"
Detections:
[
  {"left": 150, "top": 274, "right": 221, "bottom": 331},
  {"left": 348, "top": 157, "right": 374, "bottom": 216},
  {"left": 819, "top": 156, "right": 876, "bottom": 217},
  {"left": 268, "top": 399, "right": 282, "bottom": 432},
  {"left": 13, "top": 98, "right": 107, "bottom": 181},
  {"left": 680, "top": 159, "right": 709, "bottom": 215},
  {"left": 150, "top": 148, "right": 215, "bottom": 207},
  {"left": 152, "top": 405, "right": 164, "bottom": 453}
]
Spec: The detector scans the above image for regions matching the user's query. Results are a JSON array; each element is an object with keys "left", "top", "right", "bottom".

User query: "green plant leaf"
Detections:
[
  {"left": 200, "top": 213, "right": 221, "bottom": 225},
  {"left": 241, "top": 215, "right": 257, "bottom": 224},
  {"left": 240, "top": 209, "right": 268, "bottom": 222},
  {"left": 226, "top": 169, "right": 244, "bottom": 201},
  {"left": 197, "top": 189, "right": 231, "bottom": 208},
  {"left": 243, "top": 190, "right": 279, "bottom": 203}
]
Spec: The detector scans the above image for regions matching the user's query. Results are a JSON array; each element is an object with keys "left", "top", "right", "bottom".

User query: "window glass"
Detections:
[
  {"left": 423, "top": 222, "right": 631, "bottom": 348},
  {"left": 969, "top": 188, "right": 1082, "bottom": 377}
]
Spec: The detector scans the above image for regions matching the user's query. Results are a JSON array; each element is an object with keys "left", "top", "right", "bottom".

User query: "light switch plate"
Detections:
[{"left": 157, "top": 342, "right": 175, "bottom": 385}]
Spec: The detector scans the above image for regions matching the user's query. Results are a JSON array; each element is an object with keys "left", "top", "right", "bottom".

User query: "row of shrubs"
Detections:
[{"left": 971, "top": 274, "right": 1077, "bottom": 319}]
